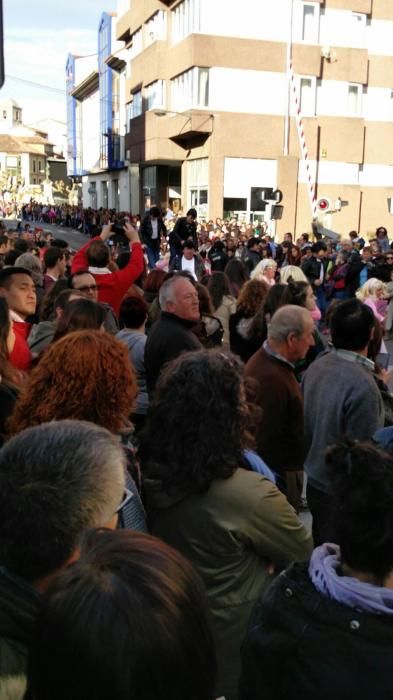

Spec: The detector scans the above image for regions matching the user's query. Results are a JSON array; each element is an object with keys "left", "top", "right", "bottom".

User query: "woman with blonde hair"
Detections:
[
  {"left": 356, "top": 277, "right": 388, "bottom": 352},
  {"left": 279, "top": 265, "right": 308, "bottom": 284},
  {"left": 251, "top": 258, "right": 277, "bottom": 286}
]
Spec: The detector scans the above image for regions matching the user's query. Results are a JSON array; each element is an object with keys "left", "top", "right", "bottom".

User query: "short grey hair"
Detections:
[
  {"left": 268, "top": 305, "right": 311, "bottom": 343},
  {"left": 16, "top": 252, "right": 43, "bottom": 286},
  {"left": 159, "top": 274, "right": 194, "bottom": 310},
  {"left": 0, "top": 420, "right": 125, "bottom": 580}
]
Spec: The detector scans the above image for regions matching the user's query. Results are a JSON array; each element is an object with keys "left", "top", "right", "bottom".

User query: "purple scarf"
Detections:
[{"left": 309, "top": 543, "right": 393, "bottom": 615}]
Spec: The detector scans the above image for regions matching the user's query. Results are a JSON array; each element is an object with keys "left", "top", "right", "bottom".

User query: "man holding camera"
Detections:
[{"left": 71, "top": 221, "right": 143, "bottom": 317}]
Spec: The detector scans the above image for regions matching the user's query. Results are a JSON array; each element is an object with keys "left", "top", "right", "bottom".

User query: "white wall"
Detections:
[
  {"left": 81, "top": 92, "right": 100, "bottom": 172},
  {"left": 360, "top": 165, "right": 393, "bottom": 188},
  {"left": 199, "top": 0, "right": 290, "bottom": 42},
  {"left": 224, "top": 157, "right": 277, "bottom": 198},
  {"left": 209, "top": 68, "right": 286, "bottom": 115},
  {"left": 82, "top": 170, "right": 130, "bottom": 210}
]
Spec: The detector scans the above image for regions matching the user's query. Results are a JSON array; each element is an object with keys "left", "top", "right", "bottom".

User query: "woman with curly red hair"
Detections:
[{"left": 7, "top": 330, "right": 145, "bottom": 530}]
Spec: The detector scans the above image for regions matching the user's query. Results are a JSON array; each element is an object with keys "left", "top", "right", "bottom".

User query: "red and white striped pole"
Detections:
[{"left": 288, "top": 59, "right": 318, "bottom": 220}]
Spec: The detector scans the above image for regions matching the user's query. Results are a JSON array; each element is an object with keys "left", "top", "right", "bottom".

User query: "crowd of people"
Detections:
[{"left": 1, "top": 208, "right": 393, "bottom": 699}]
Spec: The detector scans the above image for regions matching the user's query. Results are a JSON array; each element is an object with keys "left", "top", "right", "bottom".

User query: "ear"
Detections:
[{"left": 0, "top": 288, "right": 6, "bottom": 299}]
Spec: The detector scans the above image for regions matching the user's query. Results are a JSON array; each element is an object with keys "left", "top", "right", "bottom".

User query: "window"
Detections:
[
  {"left": 172, "top": 0, "right": 200, "bottom": 45},
  {"left": 113, "top": 179, "right": 120, "bottom": 210},
  {"left": 38, "top": 160, "right": 42, "bottom": 172},
  {"left": 171, "top": 67, "right": 209, "bottom": 111},
  {"left": 101, "top": 181, "right": 108, "bottom": 208},
  {"left": 2, "top": 110, "right": 6, "bottom": 119},
  {"left": 126, "top": 102, "right": 133, "bottom": 130},
  {"left": 301, "top": 3, "right": 319, "bottom": 43},
  {"left": 145, "top": 80, "right": 165, "bottom": 110},
  {"left": 131, "top": 91, "right": 142, "bottom": 118},
  {"left": 299, "top": 77, "right": 316, "bottom": 116},
  {"left": 348, "top": 83, "right": 362, "bottom": 116},
  {"left": 33, "top": 160, "right": 36, "bottom": 173},
  {"left": 89, "top": 181, "right": 97, "bottom": 208},
  {"left": 15, "top": 110, "right": 21, "bottom": 122},
  {"left": 188, "top": 158, "right": 208, "bottom": 219},
  {"left": 350, "top": 12, "right": 366, "bottom": 48},
  {"left": 145, "top": 11, "right": 166, "bottom": 46},
  {"left": 130, "top": 28, "right": 142, "bottom": 58}
]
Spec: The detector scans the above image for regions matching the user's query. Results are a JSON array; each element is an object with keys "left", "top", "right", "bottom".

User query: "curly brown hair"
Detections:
[
  {"left": 236, "top": 278, "right": 269, "bottom": 316},
  {"left": 8, "top": 330, "right": 138, "bottom": 435}
]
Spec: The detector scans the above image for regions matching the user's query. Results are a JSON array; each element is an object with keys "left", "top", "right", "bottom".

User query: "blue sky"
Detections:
[{"left": 2, "top": 0, "right": 113, "bottom": 124}]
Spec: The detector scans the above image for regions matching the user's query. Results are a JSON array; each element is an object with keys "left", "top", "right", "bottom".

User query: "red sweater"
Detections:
[
  {"left": 71, "top": 237, "right": 144, "bottom": 316},
  {"left": 9, "top": 321, "right": 32, "bottom": 371}
]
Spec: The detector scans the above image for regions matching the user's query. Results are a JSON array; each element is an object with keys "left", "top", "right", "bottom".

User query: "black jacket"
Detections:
[
  {"left": 144, "top": 312, "right": 202, "bottom": 395},
  {"left": 240, "top": 561, "right": 393, "bottom": 700},
  {"left": 169, "top": 217, "right": 198, "bottom": 253},
  {"left": 301, "top": 256, "right": 326, "bottom": 287},
  {"left": 0, "top": 567, "right": 41, "bottom": 678},
  {"left": 140, "top": 215, "right": 166, "bottom": 248}
]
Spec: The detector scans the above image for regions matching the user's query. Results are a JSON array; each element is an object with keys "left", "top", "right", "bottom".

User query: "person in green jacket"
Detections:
[{"left": 140, "top": 350, "right": 313, "bottom": 700}]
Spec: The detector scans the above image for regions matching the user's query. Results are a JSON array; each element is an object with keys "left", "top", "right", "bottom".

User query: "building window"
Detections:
[
  {"left": 126, "top": 102, "right": 133, "bottom": 130},
  {"left": 113, "top": 179, "right": 120, "bottom": 210},
  {"left": 145, "top": 11, "right": 166, "bottom": 46},
  {"left": 188, "top": 158, "right": 208, "bottom": 219},
  {"left": 301, "top": 3, "right": 319, "bottom": 43},
  {"left": 33, "top": 160, "right": 36, "bottom": 173},
  {"left": 38, "top": 160, "right": 42, "bottom": 172},
  {"left": 89, "top": 181, "right": 97, "bottom": 208},
  {"left": 350, "top": 12, "right": 366, "bottom": 48},
  {"left": 145, "top": 80, "right": 165, "bottom": 111},
  {"left": 131, "top": 91, "right": 143, "bottom": 118},
  {"left": 2, "top": 110, "right": 6, "bottom": 119},
  {"left": 172, "top": 0, "right": 200, "bottom": 45},
  {"left": 130, "top": 28, "right": 142, "bottom": 58},
  {"left": 299, "top": 76, "right": 316, "bottom": 116},
  {"left": 15, "top": 110, "right": 21, "bottom": 122},
  {"left": 172, "top": 67, "right": 209, "bottom": 112},
  {"left": 348, "top": 83, "right": 362, "bottom": 116},
  {"left": 102, "top": 181, "right": 108, "bottom": 208}
]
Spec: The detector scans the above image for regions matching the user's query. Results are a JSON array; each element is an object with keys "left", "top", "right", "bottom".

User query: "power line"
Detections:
[{"left": 6, "top": 74, "right": 66, "bottom": 94}]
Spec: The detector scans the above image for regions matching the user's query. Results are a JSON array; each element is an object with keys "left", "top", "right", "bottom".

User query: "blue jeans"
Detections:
[
  {"left": 315, "top": 286, "right": 327, "bottom": 316},
  {"left": 146, "top": 245, "right": 160, "bottom": 269}
]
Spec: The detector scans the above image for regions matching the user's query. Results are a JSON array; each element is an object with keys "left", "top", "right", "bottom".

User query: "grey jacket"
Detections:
[
  {"left": 302, "top": 349, "right": 384, "bottom": 493},
  {"left": 116, "top": 329, "right": 148, "bottom": 415}
]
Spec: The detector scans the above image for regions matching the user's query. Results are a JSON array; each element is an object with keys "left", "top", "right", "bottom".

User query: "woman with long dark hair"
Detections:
[
  {"left": 140, "top": 350, "right": 312, "bottom": 700},
  {"left": 207, "top": 271, "right": 236, "bottom": 347}
]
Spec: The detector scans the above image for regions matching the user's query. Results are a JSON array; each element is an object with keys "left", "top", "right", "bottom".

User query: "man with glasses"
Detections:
[
  {"left": 0, "top": 420, "right": 128, "bottom": 678},
  {"left": 70, "top": 270, "right": 118, "bottom": 334}
]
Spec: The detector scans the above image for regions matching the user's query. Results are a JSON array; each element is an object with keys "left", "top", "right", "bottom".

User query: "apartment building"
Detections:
[
  {"left": 66, "top": 12, "right": 130, "bottom": 211},
  {"left": 113, "top": 0, "right": 393, "bottom": 236}
]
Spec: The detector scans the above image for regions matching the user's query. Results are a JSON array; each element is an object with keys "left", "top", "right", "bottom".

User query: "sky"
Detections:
[{"left": 1, "top": 0, "right": 114, "bottom": 125}]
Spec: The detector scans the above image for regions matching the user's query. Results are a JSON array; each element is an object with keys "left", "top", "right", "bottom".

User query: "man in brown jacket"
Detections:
[{"left": 245, "top": 305, "right": 315, "bottom": 509}]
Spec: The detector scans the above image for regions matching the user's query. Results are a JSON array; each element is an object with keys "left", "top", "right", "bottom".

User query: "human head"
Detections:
[
  {"left": 326, "top": 439, "right": 393, "bottom": 583},
  {"left": 119, "top": 295, "right": 149, "bottom": 329},
  {"left": 150, "top": 205, "right": 161, "bottom": 219},
  {"left": 0, "top": 267, "right": 36, "bottom": 319},
  {"left": 39, "top": 278, "right": 76, "bottom": 321},
  {"left": 142, "top": 269, "right": 166, "bottom": 296},
  {"left": 25, "top": 529, "right": 216, "bottom": 700},
  {"left": 236, "top": 278, "right": 269, "bottom": 316},
  {"left": 268, "top": 305, "right": 315, "bottom": 362},
  {"left": 15, "top": 252, "right": 44, "bottom": 287},
  {"left": 0, "top": 421, "right": 125, "bottom": 582},
  {"left": 44, "top": 246, "right": 66, "bottom": 276},
  {"left": 186, "top": 207, "right": 197, "bottom": 222},
  {"left": 361, "top": 246, "right": 372, "bottom": 262},
  {"left": 376, "top": 226, "right": 388, "bottom": 239},
  {"left": 52, "top": 298, "right": 107, "bottom": 343},
  {"left": 329, "top": 298, "right": 374, "bottom": 352},
  {"left": 207, "top": 271, "right": 231, "bottom": 311},
  {"left": 247, "top": 237, "right": 260, "bottom": 252},
  {"left": 7, "top": 331, "right": 138, "bottom": 435},
  {"left": 0, "top": 234, "right": 11, "bottom": 255},
  {"left": 283, "top": 232, "right": 293, "bottom": 243},
  {"left": 251, "top": 258, "right": 277, "bottom": 282},
  {"left": 356, "top": 277, "right": 387, "bottom": 302},
  {"left": 139, "top": 350, "right": 249, "bottom": 494},
  {"left": 182, "top": 240, "right": 196, "bottom": 260},
  {"left": 86, "top": 240, "right": 110, "bottom": 268},
  {"left": 280, "top": 265, "right": 308, "bottom": 284},
  {"left": 311, "top": 242, "right": 327, "bottom": 258},
  {"left": 224, "top": 258, "right": 249, "bottom": 296},
  {"left": 159, "top": 275, "right": 200, "bottom": 322},
  {"left": 70, "top": 271, "right": 98, "bottom": 301}
]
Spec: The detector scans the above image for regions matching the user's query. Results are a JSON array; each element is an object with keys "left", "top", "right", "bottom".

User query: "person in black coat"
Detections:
[
  {"left": 169, "top": 208, "right": 198, "bottom": 261},
  {"left": 140, "top": 206, "right": 166, "bottom": 270},
  {"left": 240, "top": 439, "right": 393, "bottom": 700}
]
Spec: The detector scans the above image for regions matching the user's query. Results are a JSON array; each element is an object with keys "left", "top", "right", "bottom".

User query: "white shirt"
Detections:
[
  {"left": 151, "top": 219, "right": 159, "bottom": 240},
  {"left": 181, "top": 255, "right": 197, "bottom": 280}
]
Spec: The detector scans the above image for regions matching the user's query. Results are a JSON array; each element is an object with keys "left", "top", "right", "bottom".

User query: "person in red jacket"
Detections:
[
  {"left": 0, "top": 267, "right": 37, "bottom": 371},
  {"left": 71, "top": 222, "right": 144, "bottom": 316}
]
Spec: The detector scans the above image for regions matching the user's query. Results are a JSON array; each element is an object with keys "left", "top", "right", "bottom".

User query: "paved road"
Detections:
[{"left": 2, "top": 219, "right": 87, "bottom": 250}]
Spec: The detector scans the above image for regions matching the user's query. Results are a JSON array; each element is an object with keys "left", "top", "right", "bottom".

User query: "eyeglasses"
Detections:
[
  {"left": 115, "top": 488, "right": 133, "bottom": 515},
  {"left": 75, "top": 284, "right": 98, "bottom": 293}
]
